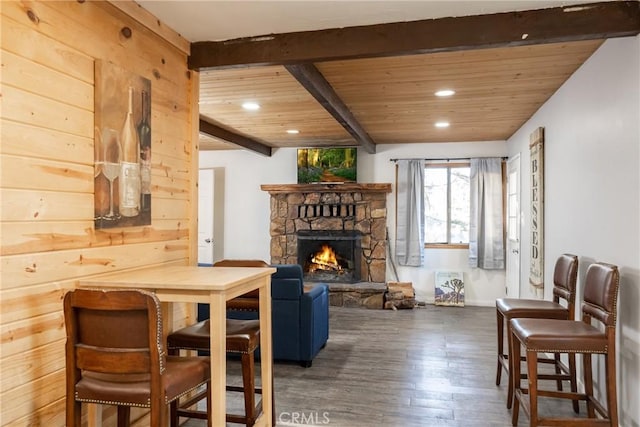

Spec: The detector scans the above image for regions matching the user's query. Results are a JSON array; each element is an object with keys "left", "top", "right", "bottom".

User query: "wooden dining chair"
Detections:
[
  {"left": 167, "top": 259, "right": 274, "bottom": 427},
  {"left": 495, "top": 253, "right": 579, "bottom": 410},
  {"left": 63, "top": 288, "right": 212, "bottom": 427},
  {"left": 510, "top": 262, "right": 620, "bottom": 426}
]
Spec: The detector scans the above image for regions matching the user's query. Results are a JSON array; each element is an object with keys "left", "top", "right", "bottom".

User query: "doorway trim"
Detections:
[{"left": 506, "top": 154, "right": 521, "bottom": 298}]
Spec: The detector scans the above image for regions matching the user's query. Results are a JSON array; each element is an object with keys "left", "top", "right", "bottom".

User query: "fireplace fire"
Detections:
[
  {"left": 297, "top": 230, "right": 361, "bottom": 283},
  {"left": 309, "top": 244, "right": 343, "bottom": 273}
]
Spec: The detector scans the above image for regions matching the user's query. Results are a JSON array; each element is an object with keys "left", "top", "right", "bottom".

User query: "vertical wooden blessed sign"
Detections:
[{"left": 529, "top": 127, "right": 544, "bottom": 292}]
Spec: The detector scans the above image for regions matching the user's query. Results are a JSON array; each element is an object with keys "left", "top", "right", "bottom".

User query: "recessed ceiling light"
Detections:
[
  {"left": 435, "top": 121, "right": 450, "bottom": 128},
  {"left": 241, "top": 102, "right": 260, "bottom": 111},
  {"left": 286, "top": 129, "right": 300, "bottom": 134},
  {"left": 435, "top": 89, "right": 455, "bottom": 97}
]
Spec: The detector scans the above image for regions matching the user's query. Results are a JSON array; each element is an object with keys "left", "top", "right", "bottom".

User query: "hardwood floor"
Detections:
[{"left": 184, "top": 305, "right": 589, "bottom": 426}]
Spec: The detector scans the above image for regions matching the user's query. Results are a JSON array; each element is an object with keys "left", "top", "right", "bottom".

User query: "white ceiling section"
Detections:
[{"left": 136, "top": 0, "right": 603, "bottom": 42}]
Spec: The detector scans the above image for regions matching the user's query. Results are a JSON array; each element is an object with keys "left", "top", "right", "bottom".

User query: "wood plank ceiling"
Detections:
[{"left": 191, "top": 1, "right": 640, "bottom": 155}]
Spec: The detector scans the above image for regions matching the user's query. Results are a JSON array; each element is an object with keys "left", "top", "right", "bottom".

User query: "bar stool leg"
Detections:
[
  {"left": 553, "top": 353, "right": 563, "bottom": 390},
  {"left": 496, "top": 309, "right": 504, "bottom": 386},
  {"left": 206, "top": 382, "right": 212, "bottom": 427},
  {"left": 568, "top": 353, "right": 579, "bottom": 413},
  {"left": 241, "top": 352, "right": 257, "bottom": 426},
  {"left": 583, "top": 353, "right": 596, "bottom": 418},
  {"left": 506, "top": 318, "right": 516, "bottom": 409},
  {"left": 553, "top": 352, "right": 579, "bottom": 413},
  {"left": 605, "top": 351, "right": 618, "bottom": 425},
  {"left": 527, "top": 350, "right": 539, "bottom": 427},
  {"left": 511, "top": 334, "right": 522, "bottom": 427},
  {"left": 117, "top": 406, "right": 130, "bottom": 427}
]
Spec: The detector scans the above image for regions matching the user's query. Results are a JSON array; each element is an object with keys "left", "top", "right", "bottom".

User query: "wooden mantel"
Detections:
[{"left": 261, "top": 183, "right": 392, "bottom": 194}]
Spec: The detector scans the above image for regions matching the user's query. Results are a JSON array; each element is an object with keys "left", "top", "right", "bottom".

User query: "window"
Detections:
[{"left": 424, "top": 163, "right": 470, "bottom": 246}]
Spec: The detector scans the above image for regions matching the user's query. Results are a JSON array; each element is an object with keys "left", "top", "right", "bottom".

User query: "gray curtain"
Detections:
[
  {"left": 396, "top": 160, "right": 425, "bottom": 266},
  {"left": 469, "top": 158, "right": 505, "bottom": 269}
]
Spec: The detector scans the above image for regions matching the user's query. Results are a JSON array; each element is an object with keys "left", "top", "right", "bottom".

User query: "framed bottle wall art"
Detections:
[{"left": 94, "top": 60, "right": 151, "bottom": 229}]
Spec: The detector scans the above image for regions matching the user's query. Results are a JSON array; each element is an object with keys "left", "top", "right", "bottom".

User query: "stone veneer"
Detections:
[{"left": 261, "top": 183, "right": 392, "bottom": 283}]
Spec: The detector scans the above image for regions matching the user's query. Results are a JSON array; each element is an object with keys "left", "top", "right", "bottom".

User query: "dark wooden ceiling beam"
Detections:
[
  {"left": 285, "top": 64, "right": 376, "bottom": 154},
  {"left": 199, "top": 118, "right": 272, "bottom": 156},
  {"left": 189, "top": 1, "right": 640, "bottom": 69}
]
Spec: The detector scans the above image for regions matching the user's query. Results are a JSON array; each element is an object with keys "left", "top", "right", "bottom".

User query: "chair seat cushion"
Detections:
[
  {"left": 497, "top": 298, "right": 568, "bottom": 319},
  {"left": 510, "top": 318, "right": 608, "bottom": 353},
  {"left": 226, "top": 297, "right": 260, "bottom": 311},
  {"left": 167, "top": 319, "right": 260, "bottom": 354},
  {"left": 75, "top": 356, "right": 210, "bottom": 406}
]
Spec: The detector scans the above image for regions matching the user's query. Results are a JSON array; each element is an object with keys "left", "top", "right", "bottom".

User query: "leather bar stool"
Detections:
[
  {"left": 63, "top": 288, "right": 212, "bottom": 427},
  {"left": 495, "top": 253, "right": 579, "bottom": 410},
  {"left": 510, "top": 262, "right": 620, "bottom": 426},
  {"left": 168, "top": 319, "right": 267, "bottom": 427},
  {"left": 168, "top": 259, "right": 274, "bottom": 427}
]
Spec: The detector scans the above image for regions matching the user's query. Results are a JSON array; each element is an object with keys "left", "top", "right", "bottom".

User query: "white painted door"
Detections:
[
  {"left": 506, "top": 155, "right": 521, "bottom": 297},
  {"left": 198, "top": 169, "right": 214, "bottom": 265}
]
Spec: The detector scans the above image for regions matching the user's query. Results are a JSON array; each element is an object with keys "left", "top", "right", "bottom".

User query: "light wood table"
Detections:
[{"left": 78, "top": 265, "right": 276, "bottom": 427}]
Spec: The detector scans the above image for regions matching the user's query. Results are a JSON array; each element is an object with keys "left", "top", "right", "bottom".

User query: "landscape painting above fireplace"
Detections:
[{"left": 297, "top": 147, "right": 357, "bottom": 183}]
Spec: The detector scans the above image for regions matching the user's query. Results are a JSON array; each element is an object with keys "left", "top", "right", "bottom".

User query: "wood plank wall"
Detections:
[{"left": 0, "top": 1, "right": 198, "bottom": 425}]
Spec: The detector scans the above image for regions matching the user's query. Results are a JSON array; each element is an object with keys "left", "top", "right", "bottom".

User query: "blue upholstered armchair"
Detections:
[{"left": 199, "top": 264, "right": 329, "bottom": 367}]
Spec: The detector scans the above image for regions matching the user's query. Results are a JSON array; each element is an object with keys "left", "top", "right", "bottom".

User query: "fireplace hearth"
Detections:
[{"left": 297, "top": 230, "right": 361, "bottom": 283}]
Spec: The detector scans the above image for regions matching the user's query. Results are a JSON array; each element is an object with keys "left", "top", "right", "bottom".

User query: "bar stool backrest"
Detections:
[
  {"left": 582, "top": 263, "right": 620, "bottom": 328},
  {"left": 552, "top": 254, "right": 579, "bottom": 320},
  {"left": 64, "top": 288, "right": 164, "bottom": 377}
]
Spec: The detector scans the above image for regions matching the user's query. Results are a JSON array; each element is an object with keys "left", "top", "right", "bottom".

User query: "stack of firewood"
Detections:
[{"left": 384, "top": 282, "right": 416, "bottom": 309}]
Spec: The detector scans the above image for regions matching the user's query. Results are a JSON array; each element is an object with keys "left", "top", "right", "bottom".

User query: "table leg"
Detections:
[
  {"left": 258, "top": 276, "right": 273, "bottom": 426},
  {"left": 208, "top": 292, "right": 227, "bottom": 427}
]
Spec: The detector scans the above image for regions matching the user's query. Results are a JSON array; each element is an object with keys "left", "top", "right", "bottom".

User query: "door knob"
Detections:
[
  {"left": 205, "top": 238, "right": 212, "bottom": 243},
  {"left": 512, "top": 249, "right": 519, "bottom": 254}
]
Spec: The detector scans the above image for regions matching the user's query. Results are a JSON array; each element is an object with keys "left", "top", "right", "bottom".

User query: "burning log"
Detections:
[
  {"left": 310, "top": 258, "right": 343, "bottom": 271},
  {"left": 308, "top": 244, "right": 343, "bottom": 272}
]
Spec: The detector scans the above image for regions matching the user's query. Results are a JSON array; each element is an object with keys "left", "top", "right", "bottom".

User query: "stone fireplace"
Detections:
[{"left": 261, "top": 183, "right": 392, "bottom": 285}]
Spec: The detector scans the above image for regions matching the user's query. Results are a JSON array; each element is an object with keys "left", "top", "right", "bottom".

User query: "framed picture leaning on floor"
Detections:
[{"left": 435, "top": 271, "right": 465, "bottom": 307}]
